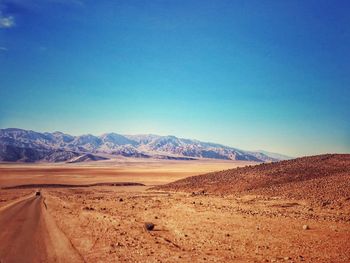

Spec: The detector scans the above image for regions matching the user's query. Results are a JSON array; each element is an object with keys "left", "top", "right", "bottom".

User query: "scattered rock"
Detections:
[
  {"left": 302, "top": 224, "right": 309, "bottom": 230},
  {"left": 144, "top": 222, "right": 155, "bottom": 231},
  {"left": 321, "top": 201, "right": 331, "bottom": 207}
]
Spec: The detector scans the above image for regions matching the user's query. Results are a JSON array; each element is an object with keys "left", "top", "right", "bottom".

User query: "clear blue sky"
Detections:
[{"left": 0, "top": 0, "right": 349, "bottom": 157}]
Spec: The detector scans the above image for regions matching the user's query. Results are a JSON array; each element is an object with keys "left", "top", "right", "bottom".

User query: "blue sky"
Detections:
[{"left": 0, "top": 0, "right": 349, "bottom": 156}]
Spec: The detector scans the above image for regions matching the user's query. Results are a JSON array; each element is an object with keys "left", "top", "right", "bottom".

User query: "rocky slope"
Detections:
[
  {"left": 0, "top": 128, "right": 288, "bottom": 163},
  {"left": 156, "top": 154, "right": 350, "bottom": 207}
]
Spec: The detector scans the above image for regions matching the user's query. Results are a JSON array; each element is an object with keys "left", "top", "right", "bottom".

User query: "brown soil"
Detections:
[
  {"left": 2, "top": 182, "right": 145, "bottom": 189},
  {"left": 44, "top": 187, "right": 350, "bottom": 262},
  {"left": 157, "top": 154, "right": 350, "bottom": 208},
  {"left": 0, "top": 159, "right": 251, "bottom": 187},
  {"left": 0, "top": 194, "right": 83, "bottom": 262},
  {"left": 0, "top": 157, "right": 349, "bottom": 262}
]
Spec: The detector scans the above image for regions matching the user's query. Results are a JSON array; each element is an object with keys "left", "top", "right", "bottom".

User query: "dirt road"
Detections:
[{"left": 0, "top": 194, "right": 84, "bottom": 263}]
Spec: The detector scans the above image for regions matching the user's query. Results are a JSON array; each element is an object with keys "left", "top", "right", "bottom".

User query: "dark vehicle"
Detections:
[{"left": 36, "top": 191, "right": 41, "bottom": 196}]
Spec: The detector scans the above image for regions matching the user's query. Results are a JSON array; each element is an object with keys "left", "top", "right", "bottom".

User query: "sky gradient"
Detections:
[{"left": 0, "top": 0, "right": 349, "bottom": 157}]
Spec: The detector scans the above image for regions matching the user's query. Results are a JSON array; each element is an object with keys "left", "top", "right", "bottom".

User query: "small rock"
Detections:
[
  {"left": 119, "top": 198, "right": 123, "bottom": 202},
  {"left": 284, "top": 256, "right": 291, "bottom": 260},
  {"left": 144, "top": 222, "right": 155, "bottom": 231},
  {"left": 302, "top": 224, "right": 309, "bottom": 230}
]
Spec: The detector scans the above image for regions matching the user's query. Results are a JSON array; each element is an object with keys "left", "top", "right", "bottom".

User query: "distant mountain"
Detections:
[
  {"left": 0, "top": 128, "right": 287, "bottom": 163},
  {"left": 255, "top": 150, "right": 293, "bottom": 161},
  {"left": 68, "top": 153, "right": 109, "bottom": 163}
]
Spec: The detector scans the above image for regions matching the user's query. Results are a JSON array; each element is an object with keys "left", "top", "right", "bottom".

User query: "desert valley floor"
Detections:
[{"left": 0, "top": 156, "right": 349, "bottom": 263}]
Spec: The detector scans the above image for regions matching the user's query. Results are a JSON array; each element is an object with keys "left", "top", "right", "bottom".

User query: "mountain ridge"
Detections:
[{"left": 0, "top": 128, "right": 291, "bottom": 163}]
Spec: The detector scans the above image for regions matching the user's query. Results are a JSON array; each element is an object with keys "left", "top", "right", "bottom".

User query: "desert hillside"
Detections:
[{"left": 157, "top": 154, "right": 350, "bottom": 207}]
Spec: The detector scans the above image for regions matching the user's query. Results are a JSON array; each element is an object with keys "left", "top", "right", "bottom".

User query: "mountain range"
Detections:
[{"left": 0, "top": 128, "right": 291, "bottom": 163}]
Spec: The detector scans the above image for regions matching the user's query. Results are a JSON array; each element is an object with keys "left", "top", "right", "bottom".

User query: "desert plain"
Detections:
[{"left": 0, "top": 156, "right": 349, "bottom": 263}]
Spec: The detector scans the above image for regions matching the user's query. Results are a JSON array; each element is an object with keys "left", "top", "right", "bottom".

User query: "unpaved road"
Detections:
[{"left": 0, "top": 194, "right": 83, "bottom": 263}]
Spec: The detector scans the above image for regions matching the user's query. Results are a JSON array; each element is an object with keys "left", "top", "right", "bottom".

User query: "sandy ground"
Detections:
[
  {"left": 0, "top": 160, "right": 349, "bottom": 262},
  {"left": 0, "top": 194, "right": 83, "bottom": 263},
  {"left": 0, "top": 159, "right": 251, "bottom": 187},
  {"left": 43, "top": 187, "right": 350, "bottom": 262}
]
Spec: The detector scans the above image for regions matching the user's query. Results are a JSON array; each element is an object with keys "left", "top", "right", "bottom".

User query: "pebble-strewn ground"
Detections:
[
  {"left": 157, "top": 154, "right": 350, "bottom": 208},
  {"left": 0, "top": 189, "right": 32, "bottom": 210},
  {"left": 1, "top": 155, "right": 349, "bottom": 262},
  {"left": 41, "top": 186, "right": 350, "bottom": 263}
]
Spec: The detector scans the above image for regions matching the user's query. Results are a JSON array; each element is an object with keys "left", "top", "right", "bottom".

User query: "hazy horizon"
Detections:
[{"left": 1, "top": 0, "right": 349, "bottom": 157}]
